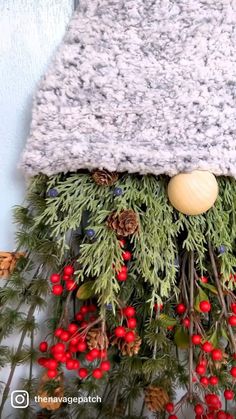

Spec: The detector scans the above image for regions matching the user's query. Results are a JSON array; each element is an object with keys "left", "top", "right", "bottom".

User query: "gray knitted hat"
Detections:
[{"left": 20, "top": 0, "right": 236, "bottom": 178}]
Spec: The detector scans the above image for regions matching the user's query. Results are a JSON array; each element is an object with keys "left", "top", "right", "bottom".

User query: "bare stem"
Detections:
[
  {"left": 189, "top": 251, "right": 194, "bottom": 402},
  {"left": 208, "top": 242, "right": 236, "bottom": 354},
  {"left": 0, "top": 304, "right": 36, "bottom": 416}
]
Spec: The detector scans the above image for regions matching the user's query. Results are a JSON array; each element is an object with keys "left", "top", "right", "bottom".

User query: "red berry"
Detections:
[
  {"left": 75, "top": 313, "right": 84, "bottom": 321},
  {"left": 119, "top": 239, "right": 126, "bottom": 247},
  {"left": 63, "top": 265, "right": 74, "bottom": 276},
  {"left": 53, "top": 343, "right": 65, "bottom": 353},
  {"left": 73, "top": 359, "right": 80, "bottom": 369},
  {"left": 207, "top": 414, "right": 216, "bottom": 419},
  {"left": 122, "top": 251, "right": 132, "bottom": 261},
  {"left": 85, "top": 352, "right": 94, "bottom": 362},
  {"left": 194, "top": 404, "right": 204, "bottom": 415},
  {"left": 230, "top": 366, "right": 236, "bottom": 378},
  {"left": 80, "top": 321, "right": 88, "bottom": 328},
  {"left": 60, "top": 331, "right": 70, "bottom": 342},
  {"left": 205, "top": 393, "right": 221, "bottom": 408},
  {"left": 200, "top": 276, "right": 208, "bottom": 283},
  {"left": 192, "top": 334, "right": 202, "bottom": 345},
  {"left": 100, "top": 361, "right": 111, "bottom": 371},
  {"left": 38, "top": 357, "right": 47, "bottom": 366},
  {"left": 47, "top": 369, "right": 57, "bottom": 379},
  {"left": 195, "top": 364, "right": 206, "bottom": 375},
  {"left": 211, "top": 349, "right": 223, "bottom": 361},
  {"left": 117, "top": 271, "right": 128, "bottom": 281},
  {"left": 123, "top": 306, "right": 136, "bottom": 317},
  {"left": 80, "top": 306, "right": 89, "bottom": 314},
  {"left": 202, "top": 341, "right": 213, "bottom": 353},
  {"left": 99, "top": 349, "right": 107, "bottom": 359},
  {"left": 165, "top": 403, "right": 174, "bottom": 413},
  {"left": 182, "top": 318, "right": 190, "bottom": 328},
  {"left": 78, "top": 368, "right": 88, "bottom": 378},
  {"left": 68, "top": 323, "right": 79, "bottom": 334},
  {"left": 77, "top": 341, "right": 87, "bottom": 352},
  {"left": 127, "top": 318, "right": 137, "bottom": 329},
  {"left": 90, "top": 348, "right": 100, "bottom": 359},
  {"left": 65, "top": 351, "right": 71, "bottom": 360},
  {"left": 231, "top": 303, "right": 236, "bottom": 315},
  {"left": 92, "top": 368, "right": 103, "bottom": 379},
  {"left": 53, "top": 352, "right": 64, "bottom": 361},
  {"left": 114, "top": 326, "right": 126, "bottom": 337},
  {"left": 228, "top": 315, "right": 236, "bottom": 326},
  {"left": 176, "top": 303, "right": 186, "bottom": 314},
  {"left": 224, "top": 389, "right": 234, "bottom": 400},
  {"left": 47, "top": 359, "right": 58, "bottom": 370},
  {"left": 62, "top": 274, "right": 70, "bottom": 281},
  {"left": 154, "top": 303, "right": 163, "bottom": 312},
  {"left": 70, "top": 336, "right": 80, "bottom": 346},
  {"left": 39, "top": 341, "right": 48, "bottom": 352},
  {"left": 90, "top": 315, "right": 97, "bottom": 322},
  {"left": 199, "top": 357, "right": 208, "bottom": 367},
  {"left": 54, "top": 328, "right": 63, "bottom": 337},
  {"left": 52, "top": 284, "right": 63, "bottom": 296},
  {"left": 199, "top": 300, "right": 211, "bottom": 313},
  {"left": 66, "top": 280, "right": 77, "bottom": 291},
  {"left": 217, "top": 412, "right": 227, "bottom": 419},
  {"left": 169, "top": 416, "right": 177, "bottom": 419},
  {"left": 50, "top": 273, "right": 60, "bottom": 283},
  {"left": 209, "top": 376, "right": 219, "bottom": 385},
  {"left": 200, "top": 376, "right": 209, "bottom": 386},
  {"left": 124, "top": 331, "right": 135, "bottom": 343},
  {"left": 66, "top": 359, "right": 75, "bottom": 370},
  {"left": 87, "top": 304, "right": 97, "bottom": 313}
]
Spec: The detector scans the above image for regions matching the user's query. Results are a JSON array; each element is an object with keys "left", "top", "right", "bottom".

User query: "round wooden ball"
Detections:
[{"left": 167, "top": 170, "right": 218, "bottom": 215}]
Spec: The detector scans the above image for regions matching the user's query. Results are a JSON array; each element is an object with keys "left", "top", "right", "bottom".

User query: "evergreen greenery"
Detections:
[{"left": 0, "top": 171, "right": 236, "bottom": 418}]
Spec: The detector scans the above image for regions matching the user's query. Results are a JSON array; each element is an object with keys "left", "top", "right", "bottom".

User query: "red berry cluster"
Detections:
[
  {"left": 192, "top": 394, "right": 234, "bottom": 419},
  {"left": 114, "top": 306, "right": 137, "bottom": 342},
  {"left": 116, "top": 239, "right": 132, "bottom": 282},
  {"left": 50, "top": 265, "right": 77, "bottom": 296},
  {"left": 38, "top": 303, "right": 111, "bottom": 380}
]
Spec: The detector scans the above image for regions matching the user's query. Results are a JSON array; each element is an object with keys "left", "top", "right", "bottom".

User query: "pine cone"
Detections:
[
  {"left": 113, "top": 334, "right": 142, "bottom": 356},
  {"left": 0, "top": 252, "right": 25, "bottom": 278},
  {"left": 107, "top": 210, "right": 139, "bottom": 237},
  {"left": 144, "top": 386, "right": 169, "bottom": 412},
  {"left": 92, "top": 169, "right": 118, "bottom": 186},
  {"left": 38, "top": 372, "right": 64, "bottom": 411},
  {"left": 86, "top": 328, "right": 109, "bottom": 350}
]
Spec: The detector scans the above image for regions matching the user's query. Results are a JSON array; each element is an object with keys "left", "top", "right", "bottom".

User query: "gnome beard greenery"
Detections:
[
  {"left": 0, "top": 171, "right": 236, "bottom": 418},
  {"left": 2, "top": 1, "right": 236, "bottom": 417}
]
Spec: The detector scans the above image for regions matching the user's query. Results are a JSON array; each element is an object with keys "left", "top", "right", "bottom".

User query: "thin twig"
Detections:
[
  {"left": 0, "top": 304, "right": 36, "bottom": 416},
  {"left": 208, "top": 242, "right": 236, "bottom": 354},
  {"left": 188, "top": 251, "right": 194, "bottom": 402}
]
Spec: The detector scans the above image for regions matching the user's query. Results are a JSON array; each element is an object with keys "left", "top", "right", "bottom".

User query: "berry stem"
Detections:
[
  {"left": 208, "top": 242, "right": 236, "bottom": 354},
  {"left": 188, "top": 251, "right": 194, "bottom": 403}
]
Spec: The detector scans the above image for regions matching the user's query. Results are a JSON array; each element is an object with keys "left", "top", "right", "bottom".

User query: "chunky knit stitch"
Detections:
[{"left": 20, "top": 0, "right": 236, "bottom": 177}]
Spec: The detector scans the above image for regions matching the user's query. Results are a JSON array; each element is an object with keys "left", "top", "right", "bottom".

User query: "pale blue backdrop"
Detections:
[{"left": 0, "top": 0, "right": 73, "bottom": 250}]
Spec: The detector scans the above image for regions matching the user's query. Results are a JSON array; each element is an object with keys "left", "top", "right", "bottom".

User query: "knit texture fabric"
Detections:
[{"left": 20, "top": 0, "right": 236, "bottom": 177}]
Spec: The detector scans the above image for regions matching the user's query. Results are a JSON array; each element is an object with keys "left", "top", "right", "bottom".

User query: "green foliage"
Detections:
[{"left": 1, "top": 171, "right": 236, "bottom": 418}]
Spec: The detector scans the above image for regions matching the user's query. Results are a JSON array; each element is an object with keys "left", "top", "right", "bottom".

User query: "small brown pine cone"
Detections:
[
  {"left": 113, "top": 334, "right": 142, "bottom": 357},
  {"left": 92, "top": 169, "right": 118, "bottom": 186},
  {"left": 107, "top": 209, "right": 139, "bottom": 237},
  {"left": 144, "top": 386, "right": 169, "bottom": 412},
  {"left": 38, "top": 372, "right": 64, "bottom": 411},
  {"left": 0, "top": 252, "right": 25, "bottom": 278},
  {"left": 86, "top": 328, "right": 109, "bottom": 350}
]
